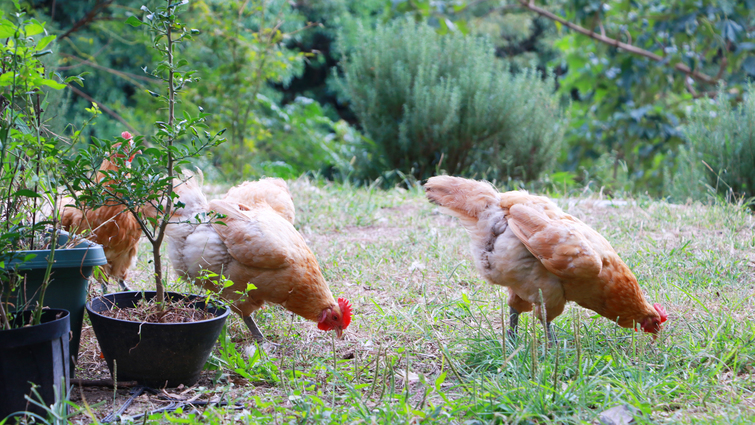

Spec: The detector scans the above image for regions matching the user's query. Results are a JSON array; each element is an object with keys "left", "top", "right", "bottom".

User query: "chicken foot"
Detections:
[
  {"left": 117, "top": 278, "right": 132, "bottom": 291},
  {"left": 243, "top": 315, "right": 265, "bottom": 343},
  {"left": 99, "top": 278, "right": 132, "bottom": 294},
  {"left": 508, "top": 307, "right": 558, "bottom": 343}
]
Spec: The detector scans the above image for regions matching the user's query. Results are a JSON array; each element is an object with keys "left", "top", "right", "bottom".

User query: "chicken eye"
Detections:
[{"left": 332, "top": 315, "right": 338, "bottom": 321}]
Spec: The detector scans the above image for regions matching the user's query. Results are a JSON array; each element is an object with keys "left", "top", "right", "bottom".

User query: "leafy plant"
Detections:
[
  {"left": 1, "top": 382, "right": 95, "bottom": 425},
  {"left": 182, "top": 0, "right": 309, "bottom": 181},
  {"left": 63, "top": 0, "right": 224, "bottom": 307},
  {"left": 335, "top": 19, "right": 563, "bottom": 182},
  {"left": 245, "top": 95, "right": 381, "bottom": 182},
  {"left": 206, "top": 324, "right": 281, "bottom": 385},
  {"left": 667, "top": 85, "right": 755, "bottom": 205},
  {"left": 529, "top": 0, "right": 755, "bottom": 194},
  {"left": 0, "top": 4, "right": 83, "bottom": 328}
]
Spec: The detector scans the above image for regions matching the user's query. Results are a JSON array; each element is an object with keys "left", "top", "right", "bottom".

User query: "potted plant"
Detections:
[
  {"left": 0, "top": 7, "right": 107, "bottom": 419},
  {"left": 71, "top": 0, "right": 229, "bottom": 388}
]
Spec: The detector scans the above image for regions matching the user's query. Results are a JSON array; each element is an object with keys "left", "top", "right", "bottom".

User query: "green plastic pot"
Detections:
[{"left": 1, "top": 231, "right": 107, "bottom": 376}]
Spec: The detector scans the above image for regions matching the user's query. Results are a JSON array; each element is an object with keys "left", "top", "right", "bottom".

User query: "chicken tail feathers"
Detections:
[
  {"left": 172, "top": 169, "right": 207, "bottom": 211},
  {"left": 424, "top": 176, "right": 499, "bottom": 220}
]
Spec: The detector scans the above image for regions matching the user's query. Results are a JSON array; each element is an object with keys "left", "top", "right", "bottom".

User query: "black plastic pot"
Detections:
[
  {"left": 0, "top": 309, "right": 70, "bottom": 420},
  {"left": 1, "top": 231, "right": 107, "bottom": 376},
  {"left": 86, "top": 291, "right": 230, "bottom": 388}
]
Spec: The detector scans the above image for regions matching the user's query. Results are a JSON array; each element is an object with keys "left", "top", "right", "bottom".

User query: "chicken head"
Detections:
[
  {"left": 640, "top": 303, "right": 668, "bottom": 334},
  {"left": 317, "top": 297, "right": 353, "bottom": 338}
]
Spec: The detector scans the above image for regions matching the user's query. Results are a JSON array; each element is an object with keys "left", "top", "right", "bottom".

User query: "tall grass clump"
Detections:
[
  {"left": 667, "top": 85, "right": 755, "bottom": 205},
  {"left": 335, "top": 19, "right": 563, "bottom": 182}
]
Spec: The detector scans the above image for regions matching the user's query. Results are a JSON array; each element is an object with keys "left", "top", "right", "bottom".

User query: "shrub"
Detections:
[
  {"left": 667, "top": 85, "right": 755, "bottom": 204},
  {"left": 335, "top": 19, "right": 563, "bottom": 181}
]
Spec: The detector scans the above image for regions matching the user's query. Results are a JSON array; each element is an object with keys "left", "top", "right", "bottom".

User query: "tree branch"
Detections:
[
  {"left": 67, "top": 84, "right": 137, "bottom": 134},
  {"left": 58, "top": 53, "right": 160, "bottom": 86},
  {"left": 518, "top": 0, "right": 722, "bottom": 86},
  {"left": 58, "top": 0, "right": 115, "bottom": 41}
]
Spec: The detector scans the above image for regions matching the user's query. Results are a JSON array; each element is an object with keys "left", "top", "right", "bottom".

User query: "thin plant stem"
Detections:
[
  {"left": 367, "top": 347, "right": 382, "bottom": 399},
  {"left": 331, "top": 331, "right": 337, "bottom": 406},
  {"left": 531, "top": 311, "right": 537, "bottom": 381}
]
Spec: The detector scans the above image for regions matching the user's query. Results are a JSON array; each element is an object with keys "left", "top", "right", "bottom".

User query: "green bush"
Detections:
[
  {"left": 218, "top": 95, "right": 379, "bottom": 182},
  {"left": 667, "top": 85, "right": 755, "bottom": 204},
  {"left": 335, "top": 19, "right": 563, "bottom": 181}
]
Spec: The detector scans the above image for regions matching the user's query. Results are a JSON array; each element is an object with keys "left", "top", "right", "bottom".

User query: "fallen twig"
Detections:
[{"left": 71, "top": 378, "right": 140, "bottom": 388}]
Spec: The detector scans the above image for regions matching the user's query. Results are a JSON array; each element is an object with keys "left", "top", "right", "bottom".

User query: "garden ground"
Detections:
[{"left": 69, "top": 179, "right": 755, "bottom": 424}]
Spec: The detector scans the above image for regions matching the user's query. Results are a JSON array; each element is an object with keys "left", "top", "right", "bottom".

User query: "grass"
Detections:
[{"left": 66, "top": 177, "right": 755, "bottom": 424}]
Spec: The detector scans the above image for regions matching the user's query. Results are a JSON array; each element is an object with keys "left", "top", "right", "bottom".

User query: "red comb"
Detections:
[
  {"left": 338, "top": 297, "right": 352, "bottom": 329},
  {"left": 653, "top": 303, "right": 668, "bottom": 323}
]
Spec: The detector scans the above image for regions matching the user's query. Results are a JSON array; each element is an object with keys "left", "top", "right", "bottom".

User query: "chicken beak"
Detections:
[{"left": 335, "top": 327, "right": 344, "bottom": 339}]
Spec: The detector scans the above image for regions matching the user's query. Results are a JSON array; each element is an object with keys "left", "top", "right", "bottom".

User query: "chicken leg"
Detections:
[
  {"left": 508, "top": 307, "right": 519, "bottom": 340},
  {"left": 99, "top": 278, "right": 132, "bottom": 293},
  {"left": 508, "top": 307, "right": 558, "bottom": 343},
  {"left": 243, "top": 315, "right": 265, "bottom": 343},
  {"left": 118, "top": 278, "right": 131, "bottom": 291}
]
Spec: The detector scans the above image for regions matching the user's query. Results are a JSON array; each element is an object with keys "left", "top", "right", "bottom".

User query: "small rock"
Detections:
[{"left": 599, "top": 404, "right": 637, "bottom": 425}]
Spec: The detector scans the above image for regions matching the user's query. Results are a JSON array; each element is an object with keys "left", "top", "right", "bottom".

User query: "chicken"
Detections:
[
  {"left": 61, "top": 132, "right": 142, "bottom": 292},
  {"left": 165, "top": 171, "right": 352, "bottom": 342},
  {"left": 222, "top": 178, "right": 295, "bottom": 224},
  {"left": 424, "top": 175, "right": 667, "bottom": 340}
]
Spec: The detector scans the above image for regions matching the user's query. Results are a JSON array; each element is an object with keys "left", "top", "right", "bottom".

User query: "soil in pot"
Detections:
[{"left": 86, "top": 291, "right": 230, "bottom": 388}]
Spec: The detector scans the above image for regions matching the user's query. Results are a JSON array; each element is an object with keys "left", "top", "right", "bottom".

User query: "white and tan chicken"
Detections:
[
  {"left": 164, "top": 172, "right": 352, "bottom": 342},
  {"left": 425, "top": 175, "right": 667, "bottom": 340}
]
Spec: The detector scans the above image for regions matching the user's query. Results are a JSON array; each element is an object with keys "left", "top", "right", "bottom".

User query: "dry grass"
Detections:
[{"left": 67, "top": 177, "right": 755, "bottom": 424}]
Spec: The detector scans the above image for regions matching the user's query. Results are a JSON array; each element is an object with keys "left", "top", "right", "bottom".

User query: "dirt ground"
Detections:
[{"left": 69, "top": 324, "right": 240, "bottom": 422}]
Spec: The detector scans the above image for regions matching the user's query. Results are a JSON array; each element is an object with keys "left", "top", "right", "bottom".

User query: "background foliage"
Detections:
[
  {"left": 546, "top": 0, "right": 755, "bottom": 195},
  {"left": 6, "top": 0, "right": 755, "bottom": 200},
  {"left": 668, "top": 84, "right": 755, "bottom": 204},
  {"left": 335, "top": 19, "right": 562, "bottom": 182}
]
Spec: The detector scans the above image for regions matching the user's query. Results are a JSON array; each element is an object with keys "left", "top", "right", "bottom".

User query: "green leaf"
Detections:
[
  {"left": 743, "top": 57, "right": 755, "bottom": 76},
  {"left": 143, "top": 147, "right": 162, "bottom": 156},
  {"left": 125, "top": 16, "right": 143, "bottom": 27},
  {"left": 65, "top": 75, "right": 85, "bottom": 87},
  {"left": 0, "top": 71, "right": 13, "bottom": 87},
  {"left": 0, "top": 21, "right": 15, "bottom": 38},
  {"left": 723, "top": 20, "right": 743, "bottom": 42},
  {"left": 434, "top": 370, "right": 446, "bottom": 391},
  {"left": 14, "top": 189, "right": 41, "bottom": 198},
  {"left": 37, "top": 34, "right": 55, "bottom": 50},
  {"left": 38, "top": 78, "right": 66, "bottom": 90},
  {"left": 24, "top": 22, "right": 44, "bottom": 36},
  {"left": 32, "top": 49, "right": 53, "bottom": 58}
]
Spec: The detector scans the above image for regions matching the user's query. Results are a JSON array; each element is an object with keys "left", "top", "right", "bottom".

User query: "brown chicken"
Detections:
[
  {"left": 425, "top": 175, "right": 667, "bottom": 339},
  {"left": 165, "top": 172, "right": 352, "bottom": 342},
  {"left": 61, "top": 132, "right": 141, "bottom": 292},
  {"left": 222, "top": 178, "right": 295, "bottom": 224}
]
